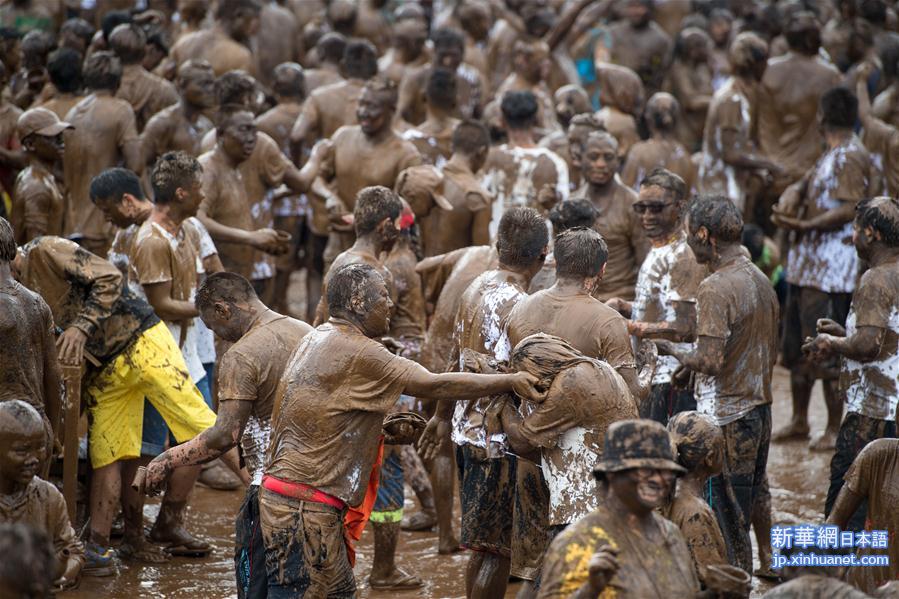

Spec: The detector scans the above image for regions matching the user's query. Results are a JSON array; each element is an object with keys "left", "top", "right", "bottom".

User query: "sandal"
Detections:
[
  {"left": 117, "top": 539, "right": 170, "bottom": 564},
  {"left": 401, "top": 510, "right": 437, "bottom": 532},
  {"left": 369, "top": 568, "right": 424, "bottom": 590}
]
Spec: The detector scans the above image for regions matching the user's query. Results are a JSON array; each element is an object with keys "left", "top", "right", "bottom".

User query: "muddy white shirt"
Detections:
[
  {"left": 631, "top": 233, "right": 706, "bottom": 385},
  {"left": 482, "top": 145, "right": 569, "bottom": 239},
  {"left": 842, "top": 262, "right": 899, "bottom": 421},
  {"left": 786, "top": 136, "right": 878, "bottom": 294}
]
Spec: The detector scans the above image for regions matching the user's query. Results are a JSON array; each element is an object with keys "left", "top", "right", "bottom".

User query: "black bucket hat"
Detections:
[{"left": 593, "top": 419, "right": 687, "bottom": 476}]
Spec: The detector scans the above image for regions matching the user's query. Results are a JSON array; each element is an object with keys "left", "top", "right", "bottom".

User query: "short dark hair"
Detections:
[
  {"left": 581, "top": 130, "right": 619, "bottom": 156},
  {"left": 215, "top": 104, "right": 254, "bottom": 133},
  {"left": 196, "top": 271, "right": 257, "bottom": 310},
  {"left": 859, "top": 0, "right": 887, "bottom": 25},
  {"left": 21, "top": 30, "right": 55, "bottom": 67},
  {"left": 100, "top": 10, "right": 132, "bottom": 42},
  {"left": 784, "top": 11, "right": 821, "bottom": 55},
  {"left": 46, "top": 47, "right": 82, "bottom": 93},
  {"left": 89, "top": 167, "right": 144, "bottom": 203},
  {"left": 741, "top": 223, "right": 765, "bottom": 262},
  {"left": 426, "top": 67, "right": 457, "bottom": 112},
  {"left": 549, "top": 198, "right": 598, "bottom": 233},
  {"left": 496, "top": 206, "right": 548, "bottom": 268},
  {"left": 60, "top": 17, "right": 95, "bottom": 48},
  {"left": 640, "top": 167, "right": 687, "bottom": 204},
  {"left": 501, "top": 90, "right": 539, "bottom": 131},
  {"left": 820, "top": 86, "right": 858, "bottom": 129},
  {"left": 0, "top": 217, "right": 15, "bottom": 262},
  {"left": 452, "top": 119, "right": 490, "bottom": 155},
  {"left": 554, "top": 227, "right": 608, "bottom": 278},
  {"left": 354, "top": 186, "right": 402, "bottom": 235},
  {"left": 214, "top": 70, "right": 256, "bottom": 107},
  {"left": 431, "top": 27, "right": 464, "bottom": 53},
  {"left": 272, "top": 62, "right": 304, "bottom": 99},
  {"left": 317, "top": 32, "right": 347, "bottom": 63},
  {"left": 216, "top": 0, "right": 262, "bottom": 21},
  {"left": 856, "top": 197, "right": 899, "bottom": 247},
  {"left": 151, "top": 151, "right": 202, "bottom": 204},
  {"left": 108, "top": 23, "right": 146, "bottom": 64},
  {"left": 362, "top": 77, "right": 398, "bottom": 111},
  {"left": 687, "top": 194, "right": 743, "bottom": 242},
  {"left": 342, "top": 40, "right": 378, "bottom": 80},
  {"left": 83, "top": 51, "right": 122, "bottom": 91},
  {"left": 327, "top": 262, "right": 383, "bottom": 317}
]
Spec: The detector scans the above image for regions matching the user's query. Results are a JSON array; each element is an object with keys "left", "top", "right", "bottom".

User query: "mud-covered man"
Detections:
[{"left": 259, "top": 262, "right": 541, "bottom": 597}]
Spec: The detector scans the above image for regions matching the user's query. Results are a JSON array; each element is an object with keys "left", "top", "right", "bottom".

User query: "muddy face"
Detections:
[
  {"left": 582, "top": 137, "right": 619, "bottom": 186},
  {"left": 25, "top": 132, "right": 65, "bottom": 162},
  {"left": 624, "top": 0, "right": 650, "bottom": 27},
  {"left": 356, "top": 88, "right": 392, "bottom": 137},
  {"left": 199, "top": 302, "right": 244, "bottom": 342},
  {"left": 94, "top": 194, "right": 141, "bottom": 228},
  {"left": 220, "top": 111, "right": 257, "bottom": 163},
  {"left": 685, "top": 215, "right": 714, "bottom": 264},
  {"left": 0, "top": 423, "right": 45, "bottom": 490},
  {"left": 179, "top": 175, "right": 205, "bottom": 218},
  {"left": 182, "top": 69, "right": 216, "bottom": 109},
  {"left": 635, "top": 185, "right": 680, "bottom": 241},
  {"left": 611, "top": 468, "right": 675, "bottom": 513},
  {"left": 435, "top": 45, "right": 463, "bottom": 71},
  {"left": 355, "top": 278, "right": 393, "bottom": 338}
]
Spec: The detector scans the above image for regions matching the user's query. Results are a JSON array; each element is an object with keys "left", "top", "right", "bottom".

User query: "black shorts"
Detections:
[
  {"left": 456, "top": 443, "right": 516, "bottom": 557},
  {"left": 235, "top": 485, "right": 267, "bottom": 599},
  {"left": 782, "top": 284, "right": 851, "bottom": 377},
  {"left": 642, "top": 383, "right": 696, "bottom": 425},
  {"left": 512, "top": 460, "right": 551, "bottom": 580}
]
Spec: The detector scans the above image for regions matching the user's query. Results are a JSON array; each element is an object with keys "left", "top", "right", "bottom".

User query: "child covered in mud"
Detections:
[{"left": 0, "top": 400, "right": 84, "bottom": 589}]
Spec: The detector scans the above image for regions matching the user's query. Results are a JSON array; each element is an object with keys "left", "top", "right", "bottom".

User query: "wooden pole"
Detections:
[{"left": 60, "top": 365, "right": 81, "bottom": 524}]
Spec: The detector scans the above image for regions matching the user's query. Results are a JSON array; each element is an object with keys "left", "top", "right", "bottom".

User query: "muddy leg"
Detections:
[
  {"left": 811, "top": 379, "right": 843, "bottom": 451},
  {"left": 89, "top": 461, "right": 121, "bottom": 547},
  {"left": 773, "top": 372, "right": 812, "bottom": 441},
  {"left": 432, "top": 442, "right": 460, "bottom": 553},
  {"left": 400, "top": 445, "right": 437, "bottom": 531},
  {"left": 148, "top": 466, "right": 211, "bottom": 556},
  {"left": 471, "top": 553, "right": 511, "bottom": 599},
  {"left": 752, "top": 477, "right": 776, "bottom": 578},
  {"left": 465, "top": 552, "right": 486, "bottom": 598},
  {"left": 369, "top": 521, "right": 422, "bottom": 589}
]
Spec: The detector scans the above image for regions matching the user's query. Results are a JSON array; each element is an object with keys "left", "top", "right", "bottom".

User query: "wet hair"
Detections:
[
  {"left": 341, "top": 40, "right": 378, "bottom": 80},
  {"left": 687, "top": 194, "right": 743, "bottom": 242},
  {"left": 0, "top": 523, "right": 55, "bottom": 599},
  {"left": 879, "top": 33, "right": 899, "bottom": 80},
  {"left": 328, "top": 0, "right": 357, "bottom": 34},
  {"left": 20, "top": 30, "right": 54, "bottom": 67},
  {"left": 568, "top": 113, "right": 604, "bottom": 137},
  {"left": 549, "top": 198, "right": 597, "bottom": 233},
  {"left": 426, "top": 67, "right": 457, "bottom": 112},
  {"left": 108, "top": 23, "right": 146, "bottom": 64},
  {"left": 673, "top": 27, "right": 711, "bottom": 60},
  {"left": 362, "top": 77, "right": 398, "bottom": 111},
  {"left": 645, "top": 92, "right": 679, "bottom": 132},
  {"left": 0, "top": 400, "right": 43, "bottom": 435},
  {"left": 177, "top": 59, "right": 213, "bottom": 87},
  {"left": 316, "top": 32, "right": 346, "bottom": 64},
  {"left": 196, "top": 271, "right": 257, "bottom": 310},
  {"left": 214, "top": 70, "right": 256, "bottom": 106},
  {"left": 89, "top": 167, "right": 144, "bottom": 204},
  {"left": 784, "top": 11, "right": 822, "bottom": 55},
  {"left": 581, "top": 130, "right": 619, "bottom": 155},
  {"left": 859, "top": 0, "right": 887, "bottom": 25},
  {"left": 496, "top": 206, "right": 548, "bottom": 268},
  {"left": 741, "top": 223, "right": 766, "bottom": 262},
  {"left": 431, "top": 27, "right": 465, "bottom": 54},
  {"left": 354, "top": 186, "right": 402, "bottom": 235},
  {"left": 554, "top": 227, "right": 608, "bottom": 278},
  {"left": 146, "top": 29, "right": 170, "bottom": 58},
  {"left": 327, "top": 263, "right": 383, "bottom": 317},
  {"left": 272, "top": 62, "right": 304, "bottom": 99},
  {"left": 215, "top": 0, "right": 262, "bottom": 21},
  {"left": 0, "top": 217, "right": 14, "bottom": 262},
  {"left": 820, "top": 86, "right": 858, "bottom": 129},
  {"left": 856, "top": 197, "right": 899, "bottom": 247},
  {"left": 728, "top": 31, "right": 769, "bottom": 76},
  {"left": 501, "top": 90, "right": 539, "bottom": 131},
  {"left": 668, "top": 411, "right": 724, "bottom": 473},
  {"left": 60, "top": 17, "right": 95, "bottom": 49},
  {"left": 452, "top": 119, "right": 490, "bottom": 155},
  {"left": 83, "top": 51, "right": 122, "bottom": 92},
  {"left": 525, "top": 7, "right": 555, "bottom": 38},
  {"left": 151, "top": 151, "right": 202, "bottom": 204},
  {"left": 101, "top": 10, "right": 132, "bottom": 42},
  {"left": 215, "top": 104, "right": 253, "bottom": 132},
  {"left": 640, "top": 167, "right": 687, "bottom": 204},
  {"left": 46, "top": 47, "right": 82, "bottom": 93}
]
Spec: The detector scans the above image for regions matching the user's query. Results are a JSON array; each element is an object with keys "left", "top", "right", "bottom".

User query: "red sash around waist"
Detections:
[{"left": 261, "top": 475, "right": 347, "bottom": 511}]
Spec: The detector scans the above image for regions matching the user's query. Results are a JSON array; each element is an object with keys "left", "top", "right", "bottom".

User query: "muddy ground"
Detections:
[{"left": 62, "top": 363, "right": 831, "bottom": 599}]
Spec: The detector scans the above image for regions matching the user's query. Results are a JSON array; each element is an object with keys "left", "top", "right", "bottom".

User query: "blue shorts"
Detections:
[
  {"left": 371, "top": 447, "right": 404, "bottom": 523},
  {"left": 140, "top": 366, "right": 213, "bottom": 456}
]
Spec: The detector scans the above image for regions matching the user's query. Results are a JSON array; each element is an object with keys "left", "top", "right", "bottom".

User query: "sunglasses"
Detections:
[{"left": 633, "top": 202, "right": 675, "bottom": 214}]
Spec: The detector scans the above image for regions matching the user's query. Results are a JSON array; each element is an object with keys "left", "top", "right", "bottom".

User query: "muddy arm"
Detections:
[
  {"left": 629, "top": 300, "right": 697, "bottom": 342},
  {"left": 657, "top": 335, "right": 725, "bottom": 376}
]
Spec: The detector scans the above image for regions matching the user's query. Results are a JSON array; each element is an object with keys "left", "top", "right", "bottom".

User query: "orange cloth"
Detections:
[{"left": 342, "top": 437, "right": 385, "bottom": 566}]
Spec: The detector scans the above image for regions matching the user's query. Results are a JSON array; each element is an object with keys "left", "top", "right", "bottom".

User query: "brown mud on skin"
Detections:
[{"left": 64, "top": 368, "right": 830, "bottom": 599}]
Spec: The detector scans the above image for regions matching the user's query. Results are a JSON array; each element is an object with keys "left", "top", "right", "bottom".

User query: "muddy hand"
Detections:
[
  {"left": 636, "top": 339, "right": 658, "bottom": 370},
  {"left": 537, "top": 184, "right": 560, "bottom": 211},
  {"left": 418, "top": 415, "right": 451, "bottom": 462},
  {"left": 57, "top": 327, "right": 87, "bottom": 366},
  {"left": 512, "top": 371, "right": 546, "bottom": 403},
  {"left": 141, "top": 460, "right": 169, "bottom": 496},
  {"left": 816, "top": 318, "right": 845, "bottom": 337},
  {"left": 587, "top": 545, "right": 620, "bottom": 594}
]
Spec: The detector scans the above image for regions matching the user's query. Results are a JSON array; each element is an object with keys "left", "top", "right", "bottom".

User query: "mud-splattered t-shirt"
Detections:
[
  {"left": 844, "top": 438, "right": 899, "bottom": 594},
  {"left": 695, "top": 254, "right": 778, "bottom": 426},
  {"left": 665, "top": 492, "right": 728, "bottom": 586},
  {"left": 0, "top": 477, "right": 84, "bottom": 572},
  {"left": 218, "top": 314, "right": 311, "bottom": 486},
  {"left": 0, "top": 281, "right": 55, "bottom": 415},
  {"left": 451, "top": 269, "right": 528, "bottom": 450},
  {"left": 537, "top": 504, "right": 700, "bottom": 599},
  {"left": 841, "top": 262, "right": 899, "bottom": 421},
  {"left": 786, "top": 136, "right": 878, "bottom": 294},
  {"left": 519, "top": 362, "right": 636, "bottom": 526},
  {"left": 17, "top": 236, "right": 158, "bottom": 363},
  {"left": 632, "top": 232, "right": 707, "bottom": 385},
  {"left": 507, "top": 287, "right": 636, "bottom": 371},
  {"left": 267, "top": 320, "right": 419, "bottom": 506}
]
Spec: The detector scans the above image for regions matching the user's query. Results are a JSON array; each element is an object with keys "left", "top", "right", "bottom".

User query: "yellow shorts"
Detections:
[{"left": 85, "top": 321, "right": 216, "bottom": 468}]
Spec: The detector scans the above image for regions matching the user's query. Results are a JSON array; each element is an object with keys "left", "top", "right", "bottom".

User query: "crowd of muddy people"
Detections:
[{"left": 1, "top": 0, "right": 899, "bottom": 597}]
